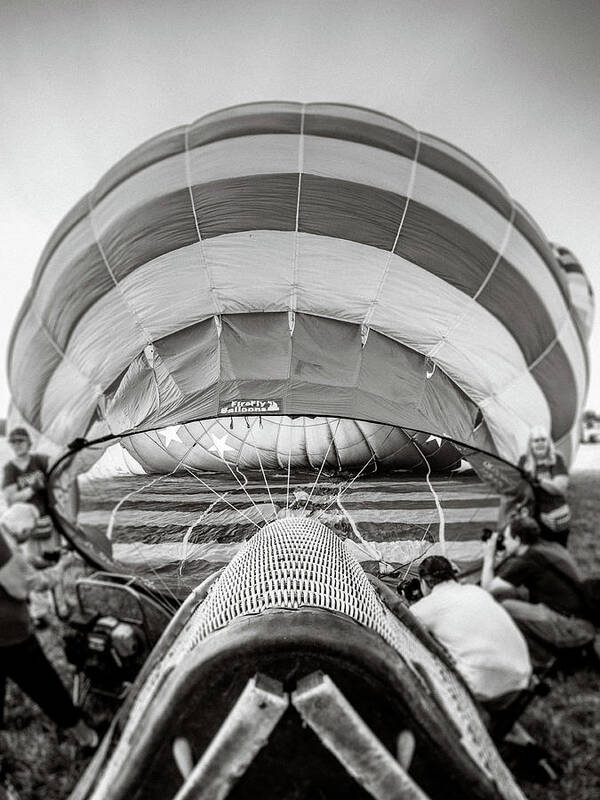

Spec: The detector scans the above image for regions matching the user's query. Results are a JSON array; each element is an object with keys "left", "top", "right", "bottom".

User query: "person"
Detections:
[
  {"left": 481, "top": 517, "right": 595, "bottom": 667},
  {"left": 1, "top": 427, "right": 61, "bottom": 626},
  {"left": 409, "top": 556, "right": 532, "bottom": 704},
  {"left": 0, "top": 528, "right": 97, "bottom": 747},
  {"left": 1, "top": 427, "right": 55, "bottom": 549},
  {"left": 518, "top": 426, "right": 571, "bottom": 546}
]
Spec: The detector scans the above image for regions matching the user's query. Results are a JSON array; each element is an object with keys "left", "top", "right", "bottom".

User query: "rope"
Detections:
[
  {"left": 412, "top": 438, "right": 446, "bottom": 555},
  {"left": 302, "top": 419, "right": 341, "bottom": 513}
]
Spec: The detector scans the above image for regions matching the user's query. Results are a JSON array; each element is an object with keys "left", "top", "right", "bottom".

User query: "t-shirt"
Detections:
[
  {"left": 410, "top": 581, "right": 531, "bottom": 701},
  {"left": 498, "top": 545, "right": 586, "bottom": 618},
  {"left": 2, "top": 453, "right": 49, "bottom": 516},
  {"left": 0, "top": 531, "right": 32, "bottom": 646},
  {"left": 518, "top": 453, "right": 568, "bottom": 515}
]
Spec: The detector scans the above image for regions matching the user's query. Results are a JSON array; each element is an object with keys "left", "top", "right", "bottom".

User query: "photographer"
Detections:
[
  {"left": 481, "top": 517, "right": 595, "bottom": 667},
  {"left": 410, "top": 556, "right": 531, "bottom": 703}
]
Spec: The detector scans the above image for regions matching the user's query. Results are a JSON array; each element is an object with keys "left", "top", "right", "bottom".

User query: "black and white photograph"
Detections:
[{"left": 1, "top": 2, "right": 599, "bottom": 798}]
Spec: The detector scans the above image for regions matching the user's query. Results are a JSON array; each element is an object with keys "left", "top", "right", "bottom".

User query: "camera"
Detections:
[
  {"left": 481, "top": 527, "right": 505, "bottom": 551},
  {"left": 398, "top": 577, "right": 423, "bottom": 604}
]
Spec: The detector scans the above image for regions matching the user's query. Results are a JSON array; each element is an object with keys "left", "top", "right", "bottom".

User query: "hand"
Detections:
[{"left": 481, "top": 531, "right": 498, "bottom": 561}]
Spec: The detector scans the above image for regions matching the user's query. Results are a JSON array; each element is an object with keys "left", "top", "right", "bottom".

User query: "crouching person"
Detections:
[
  {"left": 481, "top": 517, "right": 595, "bottom": 668},
  {"left": 411, "top": 556, "right": 532, "bottom": 705}
]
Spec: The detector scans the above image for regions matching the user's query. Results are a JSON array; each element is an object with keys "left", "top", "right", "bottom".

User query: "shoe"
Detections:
[{"left": 70, "top": 719, "right": 99, "bottom": 750}]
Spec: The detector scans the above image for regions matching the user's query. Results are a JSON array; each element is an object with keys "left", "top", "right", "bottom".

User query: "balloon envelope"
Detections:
[
  {"left": 7, "top": 102, "right": 594, "bottom": 594},
  {"left": 7, "top": 102, "right": 593, "bottom": 470}
]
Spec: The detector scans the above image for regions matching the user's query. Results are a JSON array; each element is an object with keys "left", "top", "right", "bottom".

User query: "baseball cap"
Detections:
[{"left": 8, "top": 427, "right": 31, "bottom": 443}]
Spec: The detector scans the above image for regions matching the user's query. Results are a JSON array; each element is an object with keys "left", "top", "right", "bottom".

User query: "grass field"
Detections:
[{"left": 1, "top": 448, "right": 599, "bottom": 799}]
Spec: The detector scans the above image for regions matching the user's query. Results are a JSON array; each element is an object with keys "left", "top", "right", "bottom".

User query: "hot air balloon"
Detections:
[
  {"left": 6, "top": 102, "right": 593, "bottom": 799},
  {"left": 8, "top": 102, "right": 589, "bottom": 463},
  {"left": 7, "top": 100, "right": 591, "bottom": 588}
]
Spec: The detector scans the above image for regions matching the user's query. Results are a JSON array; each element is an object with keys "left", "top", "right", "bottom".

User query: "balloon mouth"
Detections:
[{"left": 44, "top": 416, "right": 525, "bottom": 611}]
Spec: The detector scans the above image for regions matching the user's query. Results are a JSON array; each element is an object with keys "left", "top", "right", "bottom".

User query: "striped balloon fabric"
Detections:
[
  {"left": 75, "top": 470, "right": 500, "bottom": 599},
  {"left": 8, "top": 102, "right": 593, "bottom": 468}
]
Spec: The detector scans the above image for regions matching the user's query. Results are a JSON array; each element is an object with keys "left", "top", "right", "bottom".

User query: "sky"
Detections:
[{"left": 1, "top": 0, "right": 599, "bottom": 421}]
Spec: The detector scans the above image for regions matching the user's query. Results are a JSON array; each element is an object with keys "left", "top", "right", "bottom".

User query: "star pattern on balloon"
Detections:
[
  {"left": 209, "top": 433, "right": 236, "bottom": 461},
  {"left": 159, "top": 426, "right": 182, "bottom": 447}
]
